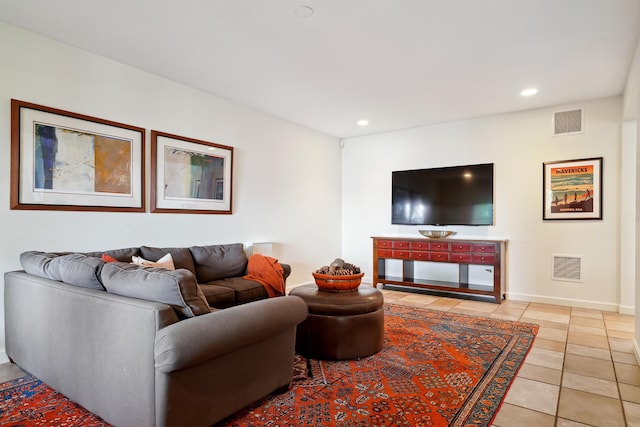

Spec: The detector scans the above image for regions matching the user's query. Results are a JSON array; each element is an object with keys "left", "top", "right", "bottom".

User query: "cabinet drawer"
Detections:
[
  {"left": 430, "top": 242, "right": 450, "bottom": 252},
  {"left": 377, "top": 249, "right": 393, "bottom": 258},
  {"left": 450, "top": 253, "right": 472, "bottom": 263},
  {"left": 472, "top": 254, "right": 496, "bottom": 264},
  {"left": 410, "top": 241, "right": 429, "bottom": 251},
  {"left": 472, "top": 244, "right": 496, "bottom": 253},
  {"left": 411, "top": 251, "right": 429, "bottom": 261},
  {"left": 393, "top": 241, "right": 411, "bottom": 249},
  {"left": 451, "top": 243, "right": 471, "bottom": 253},
  {"left": 393, "top": 250, "right": 411, "bottom": 259},
  {"left": 377, "top": 240, "right": 394, "bottom": 249},
  {"left": 429, "top": 252, "right": 450, "bottom": 262}
]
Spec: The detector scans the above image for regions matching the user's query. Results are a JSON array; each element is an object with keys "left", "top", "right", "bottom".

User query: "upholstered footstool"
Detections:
[{"left": 289, "top": 284, "right": 384, "bottom": 360}]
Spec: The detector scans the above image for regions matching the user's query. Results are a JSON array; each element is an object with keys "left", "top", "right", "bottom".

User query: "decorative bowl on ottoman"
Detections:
[
  {"left": 313, "top": 258, "right": 363, "bottom": 292},
  {"left": 312, "top": 272, "right": 365, "bottom": 292}
]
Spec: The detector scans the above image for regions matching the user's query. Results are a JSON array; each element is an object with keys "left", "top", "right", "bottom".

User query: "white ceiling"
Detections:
[{"left": 1, "top": 0, "right": 639, "bottom": 138}]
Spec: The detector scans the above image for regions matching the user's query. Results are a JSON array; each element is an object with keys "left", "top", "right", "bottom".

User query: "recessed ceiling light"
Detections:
[
  {"left": 521, "top": 88, "right": 538, "bottom": 97},
  {"left": 357, "top": 119, "right": 369, "bottom": 126},
  {"left": 294, "top": 6, "right": 314, "bottom": 17}
]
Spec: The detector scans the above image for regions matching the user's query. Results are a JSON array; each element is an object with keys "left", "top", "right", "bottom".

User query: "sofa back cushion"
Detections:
[
  {"left": 82, "top": 247, "right": 141, "bottom": 262},
  {"left": 20, "top": 251, "right": 105, "bottom": 290},
  {"left": 49, "top": 254, "right": 106, "bottom": 290},
  {"left": 139, "top": 246, "right": 196, "bottom": 275},
  {"left": 20, "top": 251, "right": 61, "bottom": 280},
  {"left": 189, "top": 244, "right": 248, "bottom": 282},
  {"left": 100, "top": 263, "right": 210, "bottom": 318}
]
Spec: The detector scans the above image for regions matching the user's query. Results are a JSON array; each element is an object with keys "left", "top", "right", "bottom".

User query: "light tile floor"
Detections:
[
  {"left": 378, "top": 288, "right": 639, "bottom": 427},
  {"left": 0, "top": 287, "right": 637, "bottom": 426}
]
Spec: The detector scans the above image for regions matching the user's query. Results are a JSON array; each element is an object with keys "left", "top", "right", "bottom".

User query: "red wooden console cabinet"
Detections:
[{"left": 372, "top": 236, "right": 507, "bottom": 303}]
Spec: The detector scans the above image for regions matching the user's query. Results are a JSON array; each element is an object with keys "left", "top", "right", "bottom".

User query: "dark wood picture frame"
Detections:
[
  {"left": 150, "top": 130, "right": 233, "bottom": 214},
  {"left": 10, "top": 99, "right": 145, "bottom": 212}
]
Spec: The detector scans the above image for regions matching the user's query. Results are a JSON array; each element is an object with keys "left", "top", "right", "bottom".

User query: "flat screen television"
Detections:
[{"left": 392, "top": 163, "right": 494, "bottom": 226}]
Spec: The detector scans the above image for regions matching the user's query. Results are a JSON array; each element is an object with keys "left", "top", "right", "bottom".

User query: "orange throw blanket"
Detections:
[{"left": 243, "top": 254, "right": 285, "bottom": 297}]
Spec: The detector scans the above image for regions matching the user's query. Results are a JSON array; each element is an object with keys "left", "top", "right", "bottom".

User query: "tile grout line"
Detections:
[
  {"left": 517, "top": 302, "right": 565, "bottom": 427},
  {"left": 552, "top": 307, "right": 569, "bottom": 427},
  {"left": 607, "top": 311, "right": 631, "bottom": 427}
]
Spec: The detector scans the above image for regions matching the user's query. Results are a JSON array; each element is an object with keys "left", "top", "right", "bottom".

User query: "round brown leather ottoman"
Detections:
[{"left": 289, "top": 284, "right": 384, "bottom": 360}]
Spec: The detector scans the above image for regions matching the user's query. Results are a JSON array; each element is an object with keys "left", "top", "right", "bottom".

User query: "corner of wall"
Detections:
[{"left": 623, "top": 34, "right": 640, "bottom": 120}]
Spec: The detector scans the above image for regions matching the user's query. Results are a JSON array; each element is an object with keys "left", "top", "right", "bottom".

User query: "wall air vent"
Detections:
[
  {"left": 553, "top": 109, "right": 583, "bottom": 136},
  {"left": 551, "top": 254, "right": 582, "bottom": 282}
]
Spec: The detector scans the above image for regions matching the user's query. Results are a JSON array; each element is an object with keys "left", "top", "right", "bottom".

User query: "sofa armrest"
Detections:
[
  {"left": 154, "top": 295, "right": 307, "bottom": 373},
  {"left": 281, "top": 263, "right": 291, "bottom": 281}
]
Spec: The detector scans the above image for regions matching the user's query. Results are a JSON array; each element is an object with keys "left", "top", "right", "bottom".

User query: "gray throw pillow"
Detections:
[
  {"left": 188, "top": 244, "right": 248, "bottom": 282},
  {"left": 101, "top": 263, "right": 210, "bottom": 318},
  {"left": 84, "top": 247, "right": 141, "bottom": 262}
]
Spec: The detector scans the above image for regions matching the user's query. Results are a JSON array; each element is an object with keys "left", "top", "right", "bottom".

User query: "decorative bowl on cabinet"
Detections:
[{"left": 419, "top": 230, "right": 457, "bottom": 239}]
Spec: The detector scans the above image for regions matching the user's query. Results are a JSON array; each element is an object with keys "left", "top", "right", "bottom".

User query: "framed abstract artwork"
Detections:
[
  {"left": 543, "top": 157, "right": 603, "bottom": 220},
  {"left": 150, "top": 130, "right": 233, "bottom": 214},
  {"left": 10, "top": 99, "right": 145, "bottom": 212}
]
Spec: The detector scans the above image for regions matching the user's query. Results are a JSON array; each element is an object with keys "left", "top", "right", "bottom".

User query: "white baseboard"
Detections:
[
  {"left": 619, "top": 305, "right": 636, "bottom": 315},
  {"left": 364, "top": 280, "right": 634, "bottom": 313},
  {"left": 506, "top": 292, "right": 624, "bottom": 313},
  {"left": 0, "top": 350, "right": 9, "bottom": 365},
  {"left": 287, "top": 282, "right": 314, "bottom": 290}
]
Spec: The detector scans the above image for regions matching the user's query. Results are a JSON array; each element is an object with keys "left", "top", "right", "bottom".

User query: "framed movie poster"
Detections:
[{"left": 543, "top": 157, "right": 603, "bottom": 220}]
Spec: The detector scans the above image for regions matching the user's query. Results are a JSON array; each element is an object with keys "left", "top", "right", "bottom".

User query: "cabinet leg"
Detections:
[{"left": 459, "top": 264, "right": 469, "bottom": 289}]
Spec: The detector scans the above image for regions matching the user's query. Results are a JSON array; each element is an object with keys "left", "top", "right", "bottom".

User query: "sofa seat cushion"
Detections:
[
  {"left": 101, "top": 263, "right": 210, "bottom": 318},
  {"left": 204, "top": 277, "right": 268, "bottom": 305},
  {"left": 189, "top": 244, "right": 247, "bottom": 282},
  {"left": 197, "top": 284, "right": 236, "bottom": 309},
  {"left": 139, "top": 246, "right": 196, "bottom": 275}
]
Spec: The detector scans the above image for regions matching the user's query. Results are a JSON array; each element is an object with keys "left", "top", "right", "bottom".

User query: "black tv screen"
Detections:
[{"left": 392, "top": 163, "right": 494, "bottom": 226}]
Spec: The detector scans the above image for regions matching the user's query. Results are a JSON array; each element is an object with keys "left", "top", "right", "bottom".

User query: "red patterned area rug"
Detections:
[
  {"left": 0, "top": 375, "right": 109, "bottom": 426},
  {"left": 0, "top": 304, "right": 538, "bottom": 427},
  {"left": 220, "top": 304, "right": 538, "bottom": 427}
]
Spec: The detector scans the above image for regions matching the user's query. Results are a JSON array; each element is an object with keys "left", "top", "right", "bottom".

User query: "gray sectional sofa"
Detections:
[
  {"left": 4, "top": 243, "right": 308, "bottom": 427},
  {"left": 93, "top": 243, "right": 292, "bottom": 308}
]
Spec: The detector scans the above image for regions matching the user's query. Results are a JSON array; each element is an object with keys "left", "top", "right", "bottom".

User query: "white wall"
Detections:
[
  {"left": 0, "top": 23, "right": 342, "bottom": 362},
  {"left": 1, "top": 21, "right": 636, "bottom": 364},
  {"left": 621, "top": 33, "right": 640, "bottom": 362},
  {"left": 342, "top": 97, "right": 623, "bottom": 311},
  {"left": 620, "top": 121, "right": 637, "bottom": 314}
]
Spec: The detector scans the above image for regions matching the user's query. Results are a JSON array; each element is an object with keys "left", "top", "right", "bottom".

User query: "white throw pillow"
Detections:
[{"left": 131, "top": 253, "right": 175, "bottom": 270}]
